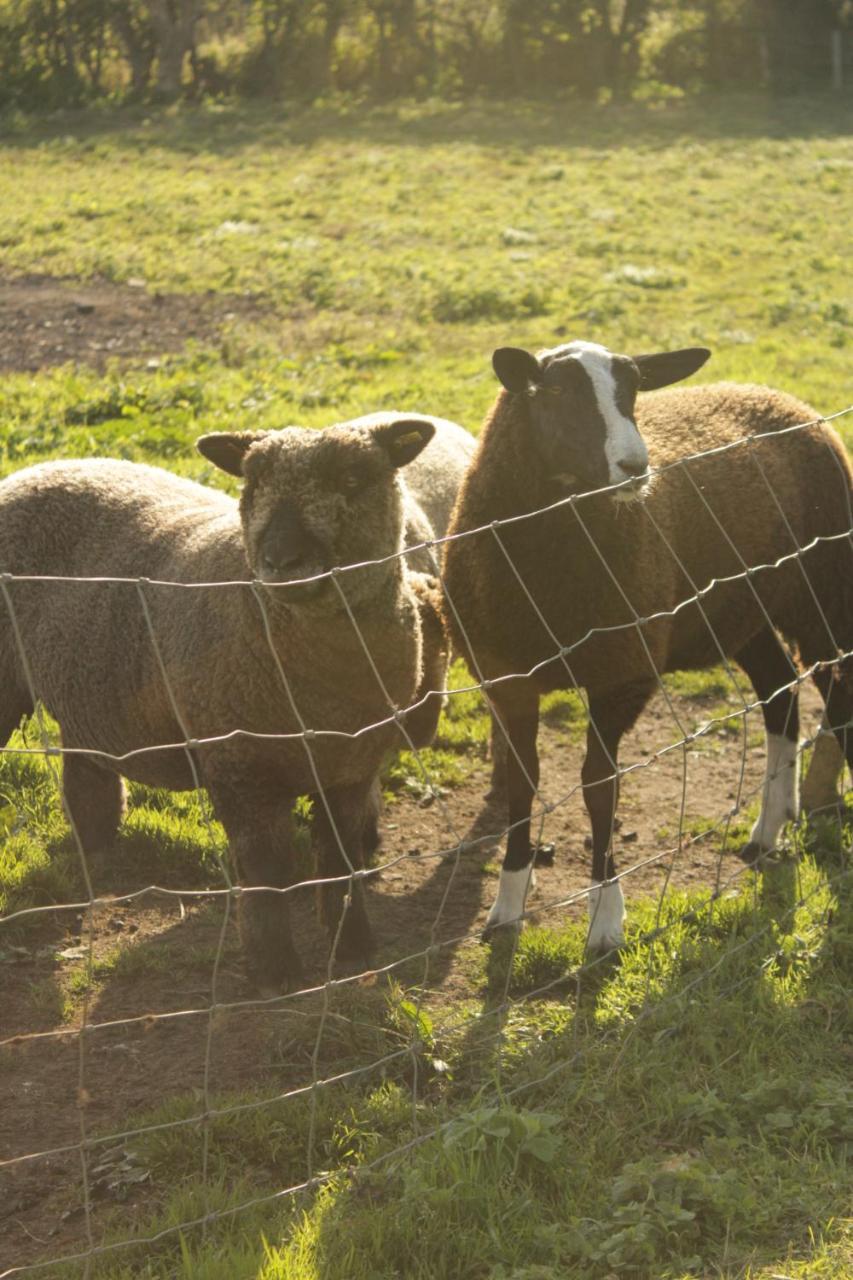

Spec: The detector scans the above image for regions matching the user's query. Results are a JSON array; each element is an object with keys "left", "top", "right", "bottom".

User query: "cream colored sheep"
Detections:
[{"left": 0, "top": 416, "right": 441, "bottom": 992}]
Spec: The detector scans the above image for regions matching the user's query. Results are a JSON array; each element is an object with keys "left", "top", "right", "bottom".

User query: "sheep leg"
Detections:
[
  {"left": 308, "top": 777, "right": 384, "bottom": 865},
  {"left": 484, "top": 686, "right": 540, "bottom": 931},
  {"left": 485, "top": 707, "right": 509, "bottom": 805},
  {"left": 735, "top": 628, "right": 800, "bottom": 863},
  {"left": 361, "top": 777, "right": 385, "bottom": 861},
  {"left": 210, "top": 788, "right": 302, "bottom": 995},
  {"left": 812, "top": 665, "right": 853, "bottom": 785},
  {"left": 0, "top": 649, "right": 33, "bottom": 746},
  {"left": 312, "top": 781, "right": 374, "bottom": 969},
  {"left": 801, "top": 714, "right": 845, "bottom": 814},
  {"left": 62, "top": 753, "right": 126, "bottom": 852},
  {"left": 582, "top": 684, "right": 653, "bottom": 954}
]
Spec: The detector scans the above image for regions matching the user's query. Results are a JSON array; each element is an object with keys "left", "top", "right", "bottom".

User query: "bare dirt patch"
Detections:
[
  {"left": 0, "top": 681, "right": 828, "bottom": 1272},
  {"left": 0, "top": 274, "right": 274, "bottom": 373}
]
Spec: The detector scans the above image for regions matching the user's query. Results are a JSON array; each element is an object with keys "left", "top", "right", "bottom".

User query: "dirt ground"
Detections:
[
  {"left": 0, "top": 278, "right": 831, "bottom": 1272},
  {"left": 0, "top": 273, "right": 273, "bottom": 373},
  {"left": 1, "top": 683, "right": 828, "bottom": 1273}
]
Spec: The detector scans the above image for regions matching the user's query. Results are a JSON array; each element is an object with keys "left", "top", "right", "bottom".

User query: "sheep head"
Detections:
[
  {"left": 197, "top": 417, "right": 435, "bottom": 609},
  {"left": 491, "top": 340, "right": 710, "bottom": 502}
]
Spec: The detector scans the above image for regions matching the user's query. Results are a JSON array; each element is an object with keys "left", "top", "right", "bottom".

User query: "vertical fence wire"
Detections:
[{"left": 0, "top": 404, "right": 852, "bottom": 1276}]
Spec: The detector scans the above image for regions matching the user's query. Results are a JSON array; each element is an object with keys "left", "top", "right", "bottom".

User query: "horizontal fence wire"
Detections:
[{"left": 1, "top": 403, "right": 852, "bottom": 1276}]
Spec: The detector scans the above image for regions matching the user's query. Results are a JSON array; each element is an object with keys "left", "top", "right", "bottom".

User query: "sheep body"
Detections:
[
  {"left": 447, "top": 383, "right": 852, "bottom": 692},
  {"left": 0, "top": 459, "right": 416, "bottom": 784},
  {"left": 0, "top": 416, "right": 444, "bottom": 989},
  {"left": 444, "top": 352, "right": 853, "bottom": 949}
]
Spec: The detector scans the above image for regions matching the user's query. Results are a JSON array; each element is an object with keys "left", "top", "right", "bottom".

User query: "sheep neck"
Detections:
[{"left": 457, "top": 393, "right": 643, "bottom": 694}]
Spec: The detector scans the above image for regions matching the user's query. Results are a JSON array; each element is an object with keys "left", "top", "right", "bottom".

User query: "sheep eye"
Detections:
[{"left": 340, "top": 470, "right": 363, "bottom": 494}]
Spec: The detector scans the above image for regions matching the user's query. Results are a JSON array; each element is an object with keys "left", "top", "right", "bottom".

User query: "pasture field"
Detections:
[{"left": 0, "top": 93, "right": 851, "bottom": 1278}]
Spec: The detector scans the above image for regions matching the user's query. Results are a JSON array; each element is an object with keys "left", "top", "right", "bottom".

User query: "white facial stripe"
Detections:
[
  {"left": 571, "top": 348, "right": 649, "bottom": 487},
  {"left": 538, "top": 340, "right": 649, "bottom": 492}
]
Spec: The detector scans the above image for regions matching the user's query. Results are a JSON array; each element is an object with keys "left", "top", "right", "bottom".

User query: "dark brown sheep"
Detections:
[
  {"left": 442, "top": 339, "right": 853, "bottom": 950},
  {"left": 0, "top": 416, "right": 442, "bottom": 993}
]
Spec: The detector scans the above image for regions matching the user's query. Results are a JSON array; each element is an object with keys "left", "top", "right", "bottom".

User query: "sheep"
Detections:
[
  {"left": 361, "top": 410, "right": 475, "bottom": 747},
  {"left": 380, "top": 411, "right": 478, "bottom": 572},
  {"left": 330, "top": 412, "right": 476, "bottom": 839},
  {"left": 441, "top": 338, "right": 853, "bottom": 953},
  {"left": 0, "top": 414, "right": 452, "bottom": 993}
]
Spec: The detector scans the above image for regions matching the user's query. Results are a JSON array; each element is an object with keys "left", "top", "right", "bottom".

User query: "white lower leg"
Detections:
[
  {"left": 587, "top": 878, "right": 625, "bottom": 952},
  {"left": 801, "top": 722, "right": 844, "bottom": 814},
  {"left": 485, "top": 864, "right": 535, "bottom": 929},
  {"left": 750, "top": 732, "right": 799, "bottom": 850}
]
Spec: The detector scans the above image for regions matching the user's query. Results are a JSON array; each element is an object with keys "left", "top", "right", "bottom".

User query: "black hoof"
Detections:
[
  {"left": 534, "top": 842, "right": 555, "bottom": 867},
  {"left": 740, "top": 841, "right": 770, "bottom": 866},
  {"left": 481, "top": 917, "right": 522, "bottom": 944},
  {"left": 247, "top": 963, "right": 305, "bottom": 999},
  {"left": 330, "top": 921, "right": 375, "bottom": 971},
  {"left": 331, "top": 951, "right": 375, "bottom": 979}
]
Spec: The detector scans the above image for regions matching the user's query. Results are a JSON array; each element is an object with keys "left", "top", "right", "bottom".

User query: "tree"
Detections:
[
  {"left": 148, "top": 0, "right": 200, "bottom": 96},
  {"left": 590, "top": 0, "right": 654, "bottom": 99},
  {"left": 110, "top": 1, "right": 157, "bottom": 96}
]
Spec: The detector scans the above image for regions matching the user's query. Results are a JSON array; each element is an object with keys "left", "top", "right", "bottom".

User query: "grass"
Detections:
[
  {"left": 44, "top": 841, "right": 851, "bottom": 1280},
  {"left": 0, "top": 94, "right": 851, "bottom": 469},
  {"left": 1, "top": 91, "right": 852, "bottom": 1278}
]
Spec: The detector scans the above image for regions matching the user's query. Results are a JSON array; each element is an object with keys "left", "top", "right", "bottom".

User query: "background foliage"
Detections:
[{"left": 0, "top": 0, "right": 851, "bottom": 111}]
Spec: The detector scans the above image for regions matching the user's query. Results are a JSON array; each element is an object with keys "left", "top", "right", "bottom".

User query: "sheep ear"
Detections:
[
  {"left": 632, "top": 347, "right": 711, "bottom": 391},
  {"left": 492, "top": 347, "right": 542, "bottom": 394},
  {"left": 373, "top": 418, "right": 436, "bottom": 468},
  {"left": 196, "top": 432, "right": 267, "bottom": 477}
]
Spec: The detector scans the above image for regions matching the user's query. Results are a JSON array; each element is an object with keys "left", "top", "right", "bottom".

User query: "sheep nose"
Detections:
[
  {"left": 262, "top": 549, "right": 303, "bottom": 575},
  {"left": 617, "top": 458, "right": 648, "bottom": 478}
]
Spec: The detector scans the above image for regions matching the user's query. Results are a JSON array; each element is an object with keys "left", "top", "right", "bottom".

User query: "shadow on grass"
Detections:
[
  {"left": 292, "top": 847, "right": 851, "bottom": 1280},
  {"left": 6, "top": 831, "right": 849, "bottom": 1277},
  {"left": 2, "top": 92, "right": 851, "bottom": 157}
]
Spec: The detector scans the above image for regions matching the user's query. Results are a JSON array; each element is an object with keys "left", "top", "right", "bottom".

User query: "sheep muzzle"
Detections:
[{"left": 254, "top": 501, "right": 330, "bottom": 596}]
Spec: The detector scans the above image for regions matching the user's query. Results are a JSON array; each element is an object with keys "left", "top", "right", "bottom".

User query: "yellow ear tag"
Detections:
[{"left": 395, "top": 431, "right": 423, "bottom": 449}]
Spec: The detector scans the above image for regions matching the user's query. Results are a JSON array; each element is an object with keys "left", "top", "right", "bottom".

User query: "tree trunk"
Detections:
[
  {"left": 592, "top": 0, "right": 651, "bottom": 100},
  {"left": 112, "top": 11, "right": 156, "bottom": 97},
  {"left": 376, "top": 11, "right": 391, "bottom": 92},
  {"left": 320, "top": 0, "right": 345, "bottom": 89},
  {"left": 149, "top": 0, "right": 199, "bottom": 98}
]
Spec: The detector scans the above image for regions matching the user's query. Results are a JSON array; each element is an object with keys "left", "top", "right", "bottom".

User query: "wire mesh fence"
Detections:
[{"left": 1, "top": 403, "right": 852, "bottom": 1277}]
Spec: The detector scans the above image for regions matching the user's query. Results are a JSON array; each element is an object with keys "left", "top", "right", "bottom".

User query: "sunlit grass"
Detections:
[
  {"left": 0, "top": 95, "right": 850, "bottom": 459},
  {"left": 47, "top": 846, "right": 851, "bottom": 1280}
]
